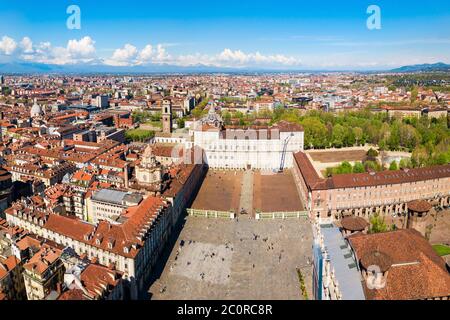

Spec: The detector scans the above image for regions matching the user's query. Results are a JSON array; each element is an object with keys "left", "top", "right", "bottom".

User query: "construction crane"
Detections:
[{"left": 278, "top": 133, "right": 294, "bottom": 173}]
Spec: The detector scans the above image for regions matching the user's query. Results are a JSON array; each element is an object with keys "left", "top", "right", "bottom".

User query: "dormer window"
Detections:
[
  {"left": 95, "top": 238, "right": 101, "bottom": 245},
  {"left": 107, "top": 239, "right": 115, "bottom": 249},
  {"left": 123, "top": 246, "right": 129, "bottom": 254}
]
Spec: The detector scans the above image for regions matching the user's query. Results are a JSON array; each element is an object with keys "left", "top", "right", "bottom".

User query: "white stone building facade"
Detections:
[{"left": 193, "top": 126, "right": 304, "bottom": 170}]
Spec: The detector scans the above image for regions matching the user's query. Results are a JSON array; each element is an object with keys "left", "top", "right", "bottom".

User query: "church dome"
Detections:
[
  {"left": 31, "top": 98, "right": 43, "bottom": 117},
  {"left": 202, "top": 106, "right": 223, "bottom": 127}
]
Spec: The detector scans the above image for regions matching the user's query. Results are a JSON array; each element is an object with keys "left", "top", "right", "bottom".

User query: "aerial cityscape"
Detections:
[{"left": 0, "top": 0, "right": 449, "bottom": 305}]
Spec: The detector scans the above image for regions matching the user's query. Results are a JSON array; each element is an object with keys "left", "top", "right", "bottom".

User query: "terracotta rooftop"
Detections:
[
  {"left": 408, "top": 200, "right": 432, "bottom": 213},
  {"left": 41, "top": 195, "right": 166, "bottom": 258},
  {"left": 348, "top": 229, "right": 450, "bottom": 300},
  {"left": 341, "top": 216, "right": 369, "bottom": 232},
  {"left": 0, "top": 256, "right": 20, "bottom": 280},
  {"left": 360, "top": 250, "right": 393, "bottom": 273},
  {"left": 23, "top": 244, "right": 63, "bottom": 275},
  {"left": 80, "top": 264, "right": 123, "bottom": 299},
  {"left": 57, "top": 289, "right": 87, "bottom": 300}
]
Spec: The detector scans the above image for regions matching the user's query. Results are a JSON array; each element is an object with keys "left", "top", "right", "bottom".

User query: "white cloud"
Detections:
[
  {"left": 0, "top": 36, "right": 17, "bottom": 55},
  {"left": 66, "top": 36, "right": 96, "bottom": 58},
  {"left": 20, "top": 37, "right": 33, "bottom": 53},
  {"left": 0, "top": 35, "right": 301, "bottom": 68},
  {"left": 20, "top": 36, "right": 97, "bottom": 65},
  {"left": 105, "top": 44, "right": 138, "bottom": 66},
  {"left": 107, "top": 43, "right": 173, "bottom": 66},
  {"left": 7, "top": 34, "right": 446, "bottom": 70},
  {"left": 154, "top": 44, "right": 171, "bottom": 62},
  {"left": 137, "top": 44, "right": 153, "bottom": 61},
  {"left": 175, "top": 49, "right": 300, "bottom": 67}
]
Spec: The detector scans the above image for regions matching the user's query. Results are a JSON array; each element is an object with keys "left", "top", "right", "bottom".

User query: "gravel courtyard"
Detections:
[
  {"left": 191, "top": 171, "right": 243, "bottom": 213},
  {"left": 149, "top": 216, "right": 313, "bottom": 300}
]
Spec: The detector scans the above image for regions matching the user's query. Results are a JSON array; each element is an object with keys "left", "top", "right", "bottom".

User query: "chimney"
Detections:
[{"left": 124, "top": 163, "right": 129, "bottom": 189}]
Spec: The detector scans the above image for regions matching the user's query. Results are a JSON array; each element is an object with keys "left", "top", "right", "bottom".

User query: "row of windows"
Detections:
[
  {"left": 46, "top": 232, "right": 130, "bottom": 272},
  {"left": 334, "top": 184, "right": 449, "bottom": 201},
  {"left": 209, "top": 155, "right": 234, "bottom": 160},
  {"left": 94, "top": 205, "right": 123, "bottom": 214},
  {"left": 206, "top": 143, "right": 302, "bottom": 151}
]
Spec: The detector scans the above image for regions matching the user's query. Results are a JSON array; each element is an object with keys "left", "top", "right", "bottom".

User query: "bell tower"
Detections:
[{"left": 162, "top": 99, "right": 172, "bottom": 134}]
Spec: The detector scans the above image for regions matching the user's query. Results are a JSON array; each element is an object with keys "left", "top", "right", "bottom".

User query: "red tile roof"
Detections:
[
  {"left": 23, "top": 244, "right": 62, "bottom": 275},
  {"left": 349, "top": 229, "right": 450, "bottom": 300},
  {"left": 294, "top": 151, "right": 450, "bottom": 190},
  {"left": 43, "top": 195, "right": 166, "bottom": 258},
  {"left": 80, "top": 264, "right": 122, "bottom": 299},
  {"left": 58, "top": 289, "right": 87, "bottom": 300}
]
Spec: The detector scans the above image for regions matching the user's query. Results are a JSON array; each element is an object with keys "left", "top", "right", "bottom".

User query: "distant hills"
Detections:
[
  {"left": 0, "top": 62, "right": 243, "bottom": 74},
  {"left": 0, "top": 62, "right": 304, "bottom": 75},
  {"left": 1, "top": 61, "right": 450, "bottom": 74},
  {"left": 390, "top": 62, "right": 450, "bottom": 73}
]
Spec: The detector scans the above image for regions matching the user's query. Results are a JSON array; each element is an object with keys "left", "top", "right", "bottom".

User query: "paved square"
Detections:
[
  {"left": 149, "top": 216, "right": 313, "bottom": 300},
  {"left": 170, "top": 242, "right": 233, "bottom": 285}
]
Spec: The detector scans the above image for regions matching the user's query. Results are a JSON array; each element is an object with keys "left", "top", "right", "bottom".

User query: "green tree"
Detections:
[
  {"left": 222, "top": 111, "right": 232, "bottom": 125},
  {"left": 353, "top": 127, "right": 364, "bottom": 146},
  {"left": 369, "top": 214, "right": 389, "bottom": 234},
  {"left": 331, "top": 124, "right": 346, "bottom": 148},
  {"left": 388, "top": 84, "right": 396, "bottom": 92},
  {"left": 352, "top": 162, "right": 365, "bottom": 173},
  {"left": 150, "top": 112, "right": 162, "bottom": 122},
  {"left": 387, "top": 122, "right": 401, "bottom": 150},
  {"left": 399, "top": 158, "right": 413, "bottom": 169},
  {"left": 389, "top": 161, "right": 398, "bottom": 171},
  {"left": 343, "top": 126, "right": 356, "bottom": 146},
  {"left": 399, "top": 124, "right": 421, "bottom": 151},
  {"left": 378, "top": 122, "right": 391, "bottom": 148},
  {"left": 434, "top": 153, "right": 449, "bottom": 165},
  {"left": 177, "top": 118, "right": 185, "bottom": 129},
  {"left": 412, "top": 146, "right": 429, "bottom": 167},
  {"left": 337, "top": 161, "right": 353, "bottom": 174},
  {"left": 364, "top": 160, "right": 378, "bottom": 172},
  {"left": 191, "top": 107, "right": 204, "bottom": 118},
  {"left": 300, "top": 117, "right": 329, "bottom": 149},
  {"left": 325, "top": 167, "right": 334, "bottom": 177},
  {"left": 410, "top": 87, "right": 419, "bottom": 104}
]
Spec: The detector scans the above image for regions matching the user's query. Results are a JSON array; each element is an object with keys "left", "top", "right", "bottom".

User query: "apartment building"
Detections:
[
  {"left": 22, "top": 243, "right": 65, "bottom": 300},
  {"left": 5, "top": 195, "right": 172, "bottom": 299},
  {"left": 86, "top": 189, "right": 143, "bottom": 224}
]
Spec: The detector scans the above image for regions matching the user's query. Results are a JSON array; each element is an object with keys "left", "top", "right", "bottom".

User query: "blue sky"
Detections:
[{"left": 0, "top": 0, "right": 449, "bottom": 69}]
